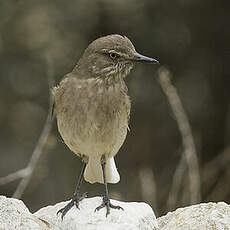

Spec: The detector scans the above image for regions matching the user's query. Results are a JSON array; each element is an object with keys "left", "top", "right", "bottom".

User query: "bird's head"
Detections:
[{"left": 76, "top": 34, "right": 159, "bottom": 79}]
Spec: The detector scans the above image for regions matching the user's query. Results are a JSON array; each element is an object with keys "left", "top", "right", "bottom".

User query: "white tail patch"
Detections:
[{"left": 84, "top": 157, "right": 120, "bottom": 184}]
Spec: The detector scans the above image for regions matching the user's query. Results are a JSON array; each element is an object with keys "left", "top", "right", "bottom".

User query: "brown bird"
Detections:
[{"left": 53, "top": 34, "right": 159, "bottom": 218}]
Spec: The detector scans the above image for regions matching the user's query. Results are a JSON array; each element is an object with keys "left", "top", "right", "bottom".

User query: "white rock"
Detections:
[
  {"left": 0, "top": 196, "right": 42, "bottom": 230},
  {"left": 158, "top": 202, "right": 230, "bottom": 230},
  {"left": 5, "top": 194, "right": 229, "bottom": 230},
  {"left": 34, "top": 196, "right": 159, "bottom": 230}
]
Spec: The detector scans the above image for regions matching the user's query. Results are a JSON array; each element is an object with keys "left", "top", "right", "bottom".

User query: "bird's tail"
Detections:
[{"left": 84, "top": 157, "right": 120, "bottom": 184}]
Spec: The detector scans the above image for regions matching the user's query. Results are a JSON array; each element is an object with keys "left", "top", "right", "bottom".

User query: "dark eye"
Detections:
[{"left": 109, "top": 52, "right": 119, "bottom": 59}]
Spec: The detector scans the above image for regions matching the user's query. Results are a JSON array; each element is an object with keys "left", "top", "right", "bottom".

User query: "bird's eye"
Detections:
[{"left": 109, "top": 52, "right": 119, "bottom": 59}]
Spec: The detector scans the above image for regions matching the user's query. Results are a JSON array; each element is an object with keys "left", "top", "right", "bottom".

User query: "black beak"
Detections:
[{"left": 133, "top": 52, "right": 160, "bottom": 64}]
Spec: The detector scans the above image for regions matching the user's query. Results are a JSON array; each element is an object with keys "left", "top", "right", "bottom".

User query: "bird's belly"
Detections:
[{"left": 56, "top": 95, "right": 130, "bottom": 158}]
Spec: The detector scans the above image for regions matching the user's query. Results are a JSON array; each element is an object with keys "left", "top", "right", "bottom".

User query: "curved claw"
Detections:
[
  {"left": 80, "top": 192, "right": 88, "bottom": 200},
  {"left": 57, "top": 200, "right": 75, "bottom": 220},
  {"left": 94, "top": 195, "right": 124, "bottom": 217},
  {"left": 110, "top": 203, "right": 124, "bottom": 211},
  {"left": 94, "top": 203, "right": 106, "bottom": 213},
  {"left": 57, "top": 192, "right": 87, "bottom": 219}
]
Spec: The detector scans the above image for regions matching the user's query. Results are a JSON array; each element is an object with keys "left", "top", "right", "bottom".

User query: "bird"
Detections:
[{"left": 53, "top": 34, "right": 159, "bottom": 218}]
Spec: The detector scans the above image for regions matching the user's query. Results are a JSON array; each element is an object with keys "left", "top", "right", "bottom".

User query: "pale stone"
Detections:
[
  {"left": 0, "top": 196, "right": 41, "bottom": 230},
  {"left": 4, "top": 195, "right": 229, "bottom": 230},
  {"left": 158, "top": 202, "right": 230, "bottom": 230},
  {"left": 0, "top": 195, "right": 159, "bottom": 230},
  {"left": 34, "top": 197, "right": 159, "bottom": 230}
]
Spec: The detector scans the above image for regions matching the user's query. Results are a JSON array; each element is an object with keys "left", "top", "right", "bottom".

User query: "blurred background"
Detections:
[{"left": 0, "top": 0, "right": 229, "bottom": 217}]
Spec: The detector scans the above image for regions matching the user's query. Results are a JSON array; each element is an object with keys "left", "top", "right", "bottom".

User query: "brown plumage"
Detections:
[{"left": 53, "top": 34, "right": 159, "bottom": 218}]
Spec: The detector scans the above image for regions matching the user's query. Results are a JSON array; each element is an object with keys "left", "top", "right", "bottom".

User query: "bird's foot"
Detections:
[
  {"left": 57, "top": 192, "right": 87, "bottom": 219},
  {"left": 94, "top": 194, "right": 124, "bottom": 217}
]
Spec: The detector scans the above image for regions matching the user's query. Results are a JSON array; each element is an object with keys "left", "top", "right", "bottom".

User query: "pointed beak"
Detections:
[{"left": 133, "top": 52, "right": 160, "bottom": 64}]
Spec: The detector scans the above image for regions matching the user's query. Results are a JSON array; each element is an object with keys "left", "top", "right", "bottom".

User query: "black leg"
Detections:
[
  {"left": 57, "top": 162, "right": 87, "bottom": 219},
  {"left": 94, "top": 161, "right": 124, "bottom": 217}
]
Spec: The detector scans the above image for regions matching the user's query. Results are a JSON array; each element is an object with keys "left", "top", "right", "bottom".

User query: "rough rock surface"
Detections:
[
  {"left": 157, "top": 202, "right": 230, "bottom": 230},
  {"left": 34, "top": 197, "right": 158, "bottom": 230},
  {"left": 0, "top": 195, "right": 158, "bottom": 230},
  {"left": 0, "top": 196, "right": 41, "bottom": 230},
  {"left": 1, "top": 195, "right": 230, "bottom": 230}
]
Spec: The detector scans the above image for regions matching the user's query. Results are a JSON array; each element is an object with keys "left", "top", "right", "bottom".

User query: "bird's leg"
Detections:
[
  {"left": 57, "top": 161, "right": 87, "bottom": 219},
  {"left": 94, "top": 156, "right": 124, "bottom": 217}
]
